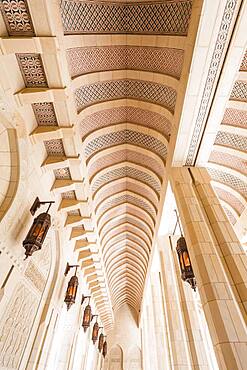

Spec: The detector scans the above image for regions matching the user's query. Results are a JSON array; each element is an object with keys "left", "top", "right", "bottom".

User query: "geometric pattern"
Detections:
[
  {"left": 61, "top": 190, "right": 76, "bottom": 199},
  {"left": 68, "top": 209, "right": 81, "bottom": 215},
  {"left": 88, "top": 149, "right": 164, "bottom": 180},
  {"left": 32, "top": 103, "right": 58, "bottom": 126},
  {"left": 54, "top": 167, "right": 71, "bottom": 179},
  {"left": 213, "top": 186, "right": 245, "bottom": 215},
  {"left": 240, "top": 50, "right": 247, "bottom": 71},
  {"left": 185, "top": 0, "right": 239, "bottom": 165},
  {"left": 222, "top": 206, "right": 237, "bottom": 225},
  {"left": 209, "top": 151, "right": 247, "bottom": 175},
  {"left": 230, "top": 80, "right": 247, "bottom": 102},
  {"left": 99, "top": 204, "right": 154, "bottom": 231},
  {"left": 91, "top": 166, "right": 161, "bottom": 194},
  {"left": 60, "top": 0, "right": 192, "bottom": 36},
  {"left": 16, "top": 54, "right": 48, "bottom": 88},
  {"left": 100, "top": 215, "right": 153, "bottom": 241},
  {"left": 67, "top": 46, "right": 184, "bottom": 79},
  {"left": 96, "top": 193, "right": 157, "bottom": 219},
  {"left": 0, "top": 0, "right": 35, "bottom": 36},
  {"left": 222, "top": 108, "right": 247, "bottom": 129},
  {"left": 94, "top": 181, "right": 158, "bottom": 210},
  {"left": 44, "top": 139, "right": 65, "bottom": 156},
  {"left": 84, "top": 130, "right": 167, "bottom": 160},
  {"left": 75, "top": 79, "right": 177, "bottom": 113},
  {"left": 208, "top": 167, "right": 247, "bottom": 199},
  {"left": 215, "top": 131, "right": 247, "bottom": 152},
  {"left": 80, "top": 106, "right": 171, "bottom": 139}
]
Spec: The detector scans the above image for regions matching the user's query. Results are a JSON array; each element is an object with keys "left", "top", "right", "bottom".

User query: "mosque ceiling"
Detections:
[
  {"left": 57, "top": 0, "right": 196, "bottom": 314},
  {"left": 0, "top": 0, "right": 214, "bottom": 325}
]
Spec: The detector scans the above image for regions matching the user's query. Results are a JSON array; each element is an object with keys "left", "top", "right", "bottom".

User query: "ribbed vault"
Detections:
[
  {"left": 207, "top": 50, "right": 247, "bottom": 227},
  {"left": 60, "top": 0, "right": 195, "bottom": 314}
]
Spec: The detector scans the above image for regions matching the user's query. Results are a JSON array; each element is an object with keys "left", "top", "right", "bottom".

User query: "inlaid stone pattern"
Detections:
[
  {"left": 222, "top": 108, "right": 247, "bottom": 129},
  {"left": 240, "top": 50, "right": 247, "bottom": 71},
  {"left": 213, "top": 186, "right": 245, "bottom": 215},
  {"left": 96, "top": 193, "right": 156, "bottom": 218},
  {"left": 215, "top": 131, "right": 247, "bottom": 152},
  {"left": 54, "top": 167, "right": 71, "bottom": 179},
  {"left": 67, "top": 46, "right": 184, "bottom": 79},
  {"left": 208, "top": 167, "right": 247, "bottom": 198},
  {"left": 61, "top": 190, "right": 76, "bottom": 199},
  {"left": 68, "top": 209, "right": 81, "bottom": 215},
  {"left": 209, "top": 151, "right": 247, "bottom": 175},
  {"left": 80, "top": 106, "right": 171, "bottom": 139},
  {"left": 88, "top": 149, "right": 164, "bottom": 181},
  {"left": 44, "top": 139, "right": 65, "bottom": 156},
  {"left": 230, "top": 80, "right": 247, "bottom": 102},
  {"left": 222, "top": 206, "right": 237, "bottom": 225},
  {"left": 92, "top": 166, "right": 161, "bottom": 193},
  {"left": 32, "top": 103, "right": 58, "bottom": 126},
  {"left": 60, "top": 0, "right": 192, "bottom": 35},
  {"left": 85, "top": 130, "right": 167, "bottom": 160},
  {"left": 16, "top": 54, "right": 48, "bottom": 88},
  {"left": 0, "top": 0, "right": 35, "bottom": 36},
  {"left": 75, "top": 79, "right": 177, "bottom": 113}
]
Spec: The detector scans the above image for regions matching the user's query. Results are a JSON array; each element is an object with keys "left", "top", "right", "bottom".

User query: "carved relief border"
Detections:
[{"left": 185, "top": 0, "right": 240, "bottom": 165}]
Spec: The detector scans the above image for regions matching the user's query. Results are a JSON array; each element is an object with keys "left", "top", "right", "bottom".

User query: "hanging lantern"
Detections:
[
  {"left": 98, "top": 333, "right": 104, "bottom": 352},
  {"left": 82, "top": 303, "right": 92, "bottom": 332},
  {"left": 102, "top": 340, "right": 107, "bottom": 358},
  {"left": 64, "top": 265, "right": 79, "bottom": 310},
  {"left": 176, "top": 236, "right": 196, "bottom": 291},
  {"left": 92, "top": 320, "right": 99, "bottom": 344},
  {"left": 22, "top": 197, "right": 54, "bottom": 259}
]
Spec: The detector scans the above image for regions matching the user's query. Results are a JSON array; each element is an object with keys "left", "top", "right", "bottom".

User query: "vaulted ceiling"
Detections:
[{"left": 58, "top": 0, "right": 199, "bottom": 314}]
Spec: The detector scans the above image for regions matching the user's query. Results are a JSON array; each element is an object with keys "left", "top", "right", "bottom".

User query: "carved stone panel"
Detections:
[
  {"left": 0, "top": 0, "right": 35, "bottom": 36},
  {"left": 0, "top": 283, "right": 39, "bottom": 368}
]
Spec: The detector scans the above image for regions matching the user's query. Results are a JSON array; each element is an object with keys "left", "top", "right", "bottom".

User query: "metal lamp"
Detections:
[{"left": 22, "top": 197, "right": 54, "bottom": 259}]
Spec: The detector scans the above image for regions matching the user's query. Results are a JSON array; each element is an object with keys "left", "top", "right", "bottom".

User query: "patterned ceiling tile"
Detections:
[
  {"left": 1, "top": 0, "right": 35, "bottom": 36},
  {"left": 88, "top": 149, "right": 164, "bottom": 180},
  {"left": 32, "top": 102, "right": 58, "bottom": 126},
  {"left": 84, "top": 129, "right": 167, "bottom": 160},
  {"left": 16, "top": 54, "right": 48, "bottom": 88},
  {"left": 208, "top": 167, "right": 247, "bottom": 199},
  {"left": 98, "top": 203, "right": 155, "bottom": 232},
  {"left": 209, "top": 151, "right": 247, "bottom": 175},
  {"left": 100, "top": 215, "right": 153, "bottom": 241},
  {"left": 44, "top": 139, "right": 65, "bottom": 156},
  {"left": 222, "top": 108, "right": 247, "bottom": 129},
  {"left": 54, "top": 167, "right": 71, "bottom": 179},
  {"left": 61, "top": 190, "right": 76, "bottom": 199},
  {"left": 74, "top": 79, "right": 177, "bottom": 113},
  {"left": 215, "top": 131, "right": 247, "bottom": 152},
  {"left": 68, "top": 209, "right": 81, "bottom": 215},
  {"left": 102, "top": 224, "right": 151, "bottom": 248},
  {"left": 230, "top": 80, "right": 247, "bottom": 102},
  {"left": 240, "top": 50, "right": 247, "bottom": 71},
  {"left": 60, "top": 0, "right": 192, "bottom": 35},
  {"left": 96, "top": 193, "right": 156, "bottom": 219},
  {"left": 67, "top": 46, "right": 184, "bottom": 79},
  {"left": 80, "top": 106, "right": 171, "bottom": 139},
  {"left": 91, "top": 165, "right": 161, "bottom": 194},
  {"left": 94, "top": 179, "right": 158, "bottom": 209},
  {"left": 213, "top": 186, "right": 245, "bottom": 215},
  {"left": 222, "top": 206, "right": 237, "bottom": 225}
]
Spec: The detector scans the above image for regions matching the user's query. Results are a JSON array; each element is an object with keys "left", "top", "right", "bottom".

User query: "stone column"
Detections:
[
  {"left": 170, "top": 167, "right": 247, "bottom": 369},
  {"left": 150, "top": 272, "right": 172, "bottom": 370},
  {"left": 159, "top": 236, "right": 193, "bottom": 369}
]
